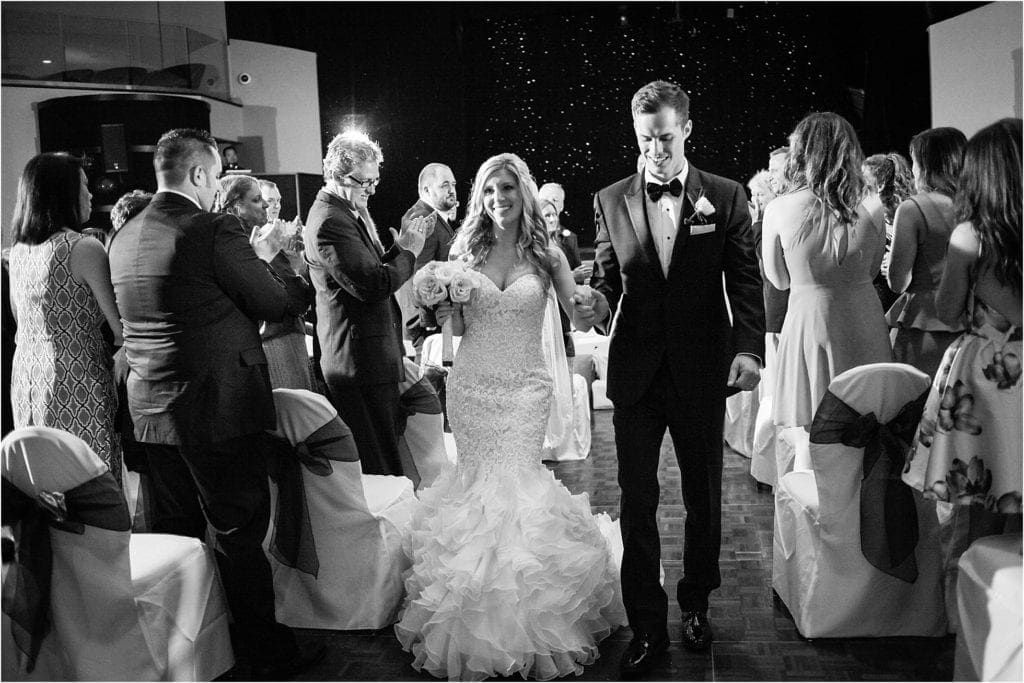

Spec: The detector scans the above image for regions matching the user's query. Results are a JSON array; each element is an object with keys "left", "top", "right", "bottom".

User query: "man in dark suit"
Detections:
[
  {"left": 304, "top": 132, "right": 431, "bottom": 476},
  {"left": 397, "top": 163, "right": 458, "bottom": 348},
  {"left": 581, "top": 81, "right": 765, "bottom": 676},
  {"left": 107, "top": 129, "right": 319, "bottom": 678}
]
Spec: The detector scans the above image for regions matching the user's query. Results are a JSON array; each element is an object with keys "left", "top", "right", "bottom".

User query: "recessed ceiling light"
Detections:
[{"left": 41, "top": 59, "right": 52, "bottom": 64}]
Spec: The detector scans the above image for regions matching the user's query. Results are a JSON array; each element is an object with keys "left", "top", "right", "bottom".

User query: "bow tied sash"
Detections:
[
  {"left": 1, "top": 473, "right": 130, "bottom": 672},
  {"left": 266, "top": 419, "right": 358, "bottom": 578},
  {"left": 809, "top": 388, "right": 929, "bottom": 583}
]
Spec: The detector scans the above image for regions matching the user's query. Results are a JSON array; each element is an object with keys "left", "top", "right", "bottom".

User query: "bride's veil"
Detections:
[{"left": 541, "top": 286, "right": 574, "bottom": 457}]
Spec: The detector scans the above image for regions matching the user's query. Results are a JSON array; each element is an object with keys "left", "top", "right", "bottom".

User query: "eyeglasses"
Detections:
[{"left": 346, "top": 174, "right": 381, "bottom": 189}]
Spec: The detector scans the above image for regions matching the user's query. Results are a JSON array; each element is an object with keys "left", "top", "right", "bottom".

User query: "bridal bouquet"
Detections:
[{"left": 412, "top": 259, "right": 483, "bottom": 365}]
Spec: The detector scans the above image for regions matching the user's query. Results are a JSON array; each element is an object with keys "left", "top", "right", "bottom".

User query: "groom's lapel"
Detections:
[
  {"left": 623, "top": 174, "right": 664, "bottom": 280},
  {"left": 668, "top": 165, "right": 706, "bottom": 274}
]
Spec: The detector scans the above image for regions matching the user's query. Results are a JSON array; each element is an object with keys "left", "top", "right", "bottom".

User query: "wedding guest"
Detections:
[
  {"left": 585, "top": 80, "right": 765, "bottom": 674},
  {"left": 304, "top": 131, "right": 432, "bottom": 476},
  {"left": 863, "top": 152, "right": 916, "bottom": 311},
  {"left": 539, "top": 182, "right": 580, "bottom": 373},
  {"left": 763, "top": 112, "right": 892, "bottom": 430},
  {"left": 902, "top": 117, "right": 1022, "bottom": 630},
  {"left": 747, "top": 170, "right": 772, "bottom": 223},
  {"left": 107, "top": 128, "right": 319, "bottom": 678},
  {"left": 397, "top": 163, "right": 458, "bottom": 349},
  {"left": 110, "top": 189, "right": 153, "bottom": 231},
  {"left": 766, "top": 146, "right": 789, "bottom": 196},
  {"left": 8, "top": 152, "right": 124, "bottom": 484},
  {"left": 887, "top": 127, "right": 968, "bottom": 377},
  {"left": 219, "top": 175, "right": 313, "bottom": 391}
]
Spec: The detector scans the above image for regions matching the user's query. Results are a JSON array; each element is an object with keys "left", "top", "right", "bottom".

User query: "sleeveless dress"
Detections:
[
  {"left": 9, "top": 231, "right": 121, "bottom": 485},
  {"left": 903, "top": 296, "right": 1022, "bottom": 513},
  {"left": 889, "top": 193, "right": 966, "bottom": 378},
  {"left": 395, "top": 273, "right": 625, "bottom": 681},
  {"left": 773, "top": 199, "right": 893, "bottom": 428}
]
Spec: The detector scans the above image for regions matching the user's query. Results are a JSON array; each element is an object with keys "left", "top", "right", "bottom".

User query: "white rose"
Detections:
[
  {"left": 694, "top": 196, "right": 716, "bottom": 216},
  {"left": 433, "top": 262, "right": 458, "bottom": 286}
]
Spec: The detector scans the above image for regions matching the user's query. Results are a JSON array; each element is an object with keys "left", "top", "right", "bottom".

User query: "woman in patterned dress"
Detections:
[
  {"left": 902, "top": 118, "right": 1022, "bottom": 630},
  {"left": 8, "top": 153, "right": 124, "bottom": 484}
]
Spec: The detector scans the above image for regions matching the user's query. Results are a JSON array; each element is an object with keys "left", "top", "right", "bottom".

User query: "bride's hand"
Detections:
[{"left": 434, "top": 301, "right": 462, "bottom": 327}]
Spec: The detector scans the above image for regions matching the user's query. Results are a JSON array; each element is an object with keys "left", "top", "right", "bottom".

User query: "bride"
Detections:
[{"left": 394, "top": 153, "right": 625, "bottom": 680}]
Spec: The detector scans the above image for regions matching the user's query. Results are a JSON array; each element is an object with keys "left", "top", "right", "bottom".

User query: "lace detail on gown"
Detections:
[{"left": 395, "top": 273, "right": 625, "bottom": 681}]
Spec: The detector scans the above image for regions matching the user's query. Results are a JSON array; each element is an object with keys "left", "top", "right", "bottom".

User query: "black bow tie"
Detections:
[{"left": 646, "top": 178, "right": 683, "bottom": 202}]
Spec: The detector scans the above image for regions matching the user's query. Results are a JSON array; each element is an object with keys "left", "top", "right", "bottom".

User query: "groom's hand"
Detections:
[{"left": 727, "top": 354, "right": 761, "bottom": 392}]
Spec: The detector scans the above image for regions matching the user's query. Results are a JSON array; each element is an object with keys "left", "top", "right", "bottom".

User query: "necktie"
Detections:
[{"left": 646, "top": 177, "right": 683, "bottom": 202}]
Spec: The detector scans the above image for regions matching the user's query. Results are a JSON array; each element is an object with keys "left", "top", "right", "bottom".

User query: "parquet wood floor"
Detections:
[{"left": 265, "top": 411, "right": 955, "bottom": 681}]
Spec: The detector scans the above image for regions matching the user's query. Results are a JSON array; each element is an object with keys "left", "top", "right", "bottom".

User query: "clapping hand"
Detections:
[
  {"left": 392, "top": 215, "right": 435, "bottom": 257},
  {"left": 250, "top": 220, "right": 285, "bottom": 263},
  {"left": 571, "top": 262, "right": 593, "bottom": 284}
]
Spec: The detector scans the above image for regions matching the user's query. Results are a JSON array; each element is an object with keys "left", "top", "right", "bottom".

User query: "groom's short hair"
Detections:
[{"left": 631, "top": 81, "right": 690, "bottom": 123}]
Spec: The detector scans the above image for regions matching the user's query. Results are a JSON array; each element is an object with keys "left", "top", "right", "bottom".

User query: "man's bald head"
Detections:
[{"left": 418, "top": 163, "right": 457, "bottom": 211}]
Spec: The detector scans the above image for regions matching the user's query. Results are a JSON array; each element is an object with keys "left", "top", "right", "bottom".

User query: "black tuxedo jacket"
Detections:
[
  {"left": 108, "top": 192, "right": 309, "bottom": 445},
  {"left": 304, "top": 190, "right": 413, "bottom": 387},
  {"left": 401, "top": 198, "right": 456, "bottom": 268},
  {"left": 591, "top": 165, "right": 765, "bottom": 407}
]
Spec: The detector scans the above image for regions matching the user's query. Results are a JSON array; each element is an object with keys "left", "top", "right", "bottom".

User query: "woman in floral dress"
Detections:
[{"left": 902, "top": 118, "right": 1022, "bottom": 629}]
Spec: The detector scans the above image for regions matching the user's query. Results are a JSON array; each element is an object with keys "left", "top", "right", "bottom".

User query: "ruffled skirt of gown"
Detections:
[{"left": 394, "top": 459, "right": 626, "bottom": 681}]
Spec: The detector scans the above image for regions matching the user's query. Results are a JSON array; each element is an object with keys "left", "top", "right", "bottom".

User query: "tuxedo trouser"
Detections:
[
  {"left": 327, "top": 382, "right": 403, "bottom": 476},
  {"left": 142, "top": 434, "right": 298, "bottom": 666},
  {"left": 614, "top": 360, "right": 725, "bottom": 633}
]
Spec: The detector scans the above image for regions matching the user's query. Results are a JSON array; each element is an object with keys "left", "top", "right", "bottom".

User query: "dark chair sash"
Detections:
[
  {"left": 809, "top": 388, "right": 929, "bottom": 583},
  {"left": 1, "top": 472, "right": 130, "bottom": 672},
  {"left": 266, "top": 418, "right": 358, "bottom": 578}
]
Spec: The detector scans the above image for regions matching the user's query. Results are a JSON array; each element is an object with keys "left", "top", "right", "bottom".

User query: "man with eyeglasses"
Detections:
[
  {"left": 304, "top": 131, "right": 433, "bottom": 476},
  {"left": 396, "top": 163, "right": 459, "bottom": 350}
]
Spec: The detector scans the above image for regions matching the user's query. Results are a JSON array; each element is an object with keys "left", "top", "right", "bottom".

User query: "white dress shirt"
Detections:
[{"left": 644, "top": 162, "right": 689, "bottom": 278}]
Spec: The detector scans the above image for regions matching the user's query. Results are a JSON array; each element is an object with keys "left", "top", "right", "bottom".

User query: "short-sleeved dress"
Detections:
[
  {"left": 9, "top": 231, "right": 121, "bottom": 484},
  {"left": 773, "top": 198, "right": 894, "bottom": 428}
]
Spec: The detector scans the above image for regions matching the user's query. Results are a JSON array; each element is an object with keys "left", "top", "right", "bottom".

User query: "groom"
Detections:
[{"left": 579, "top": 81, "right": 764, "bottom": 675}]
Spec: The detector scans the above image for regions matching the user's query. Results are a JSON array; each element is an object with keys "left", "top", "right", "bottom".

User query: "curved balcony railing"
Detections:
[{"left": 1, "top": 6, "right": 230, "bottom": 100}]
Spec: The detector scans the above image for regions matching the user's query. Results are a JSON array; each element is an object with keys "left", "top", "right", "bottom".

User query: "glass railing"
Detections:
[{"left": 1, "top": 6, "right": 230, "bottom": 100}]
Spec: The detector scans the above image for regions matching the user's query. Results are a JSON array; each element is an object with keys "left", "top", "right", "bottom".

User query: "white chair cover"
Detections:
[
  {"left": 772, "top": 363, "right": 948, "bottom": 638},
  {"left": 419, "top": 333, "right": 462, "bottom": 376},
  {"left": 750, "top": 333, "right": 781, "bottom": 487},
  {"left": 396, "top": 359, "right": 449, "bottom": 487},
  {"left": 953, "top": 534, "right": 1023, "bottom": 682},
  {"left": 573, "top": 331, "right": 613, "bottom": 410},
  {"left": 266, "top": 389, "right": 418, "bottom": 630},
  {"left": 723, "top": 388, "right": 758, "bottom": 458},
  {"left": 1, "top": 426, "right": 233, "bottom": 681}
]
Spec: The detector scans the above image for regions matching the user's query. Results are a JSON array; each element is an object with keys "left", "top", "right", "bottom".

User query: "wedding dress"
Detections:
[{"left": 395, "top": 272, "right": 625, "bottom": 681}]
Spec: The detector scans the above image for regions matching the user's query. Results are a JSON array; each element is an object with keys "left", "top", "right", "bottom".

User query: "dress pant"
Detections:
[
  {"left": 614, "top": 359, "right": 724, "bottom": 633},
  {"left": 142, "top": 433, "right": 297, "bottom": 667},
  {"left": 328, "top": 382, "right": 403, "bottom": 476}
]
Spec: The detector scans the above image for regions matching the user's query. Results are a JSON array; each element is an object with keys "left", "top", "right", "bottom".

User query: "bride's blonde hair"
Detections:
[{"left": 450, "top": 153, "right": 552, "bottom": 286}]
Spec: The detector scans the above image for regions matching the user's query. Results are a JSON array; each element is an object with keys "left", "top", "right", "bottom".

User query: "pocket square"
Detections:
[{"left": 690, "top": 224, "right": 716, "bottom": 236}]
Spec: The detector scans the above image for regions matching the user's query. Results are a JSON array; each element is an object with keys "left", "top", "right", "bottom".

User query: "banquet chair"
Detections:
[
  {"left": 572, "top": 331, "right": 613, "bottom": 410},
  {"left": 1, "top": 427, "right": 233, "bottom": 681},
  {"left": 953, "top": 533, "right": 1023, "bottom": 681},
  {"left": 265, "top": 389, "right": 418, "bottom": 630},
  {"left": 773, "top": 363, "right": 948, "bottom": 638},
  {"left": 397, "top": 358, "right": 451, "bottom": 486},
  {"left": 724, "top": 388, "right": 758, "bottom": 458}
]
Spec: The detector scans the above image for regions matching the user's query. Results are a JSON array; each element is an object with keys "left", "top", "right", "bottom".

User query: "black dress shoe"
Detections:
[
  {"left": 252, "top": 643, "right": 327, "bottom": 681},
  {"left": 680, "top": 610, "right": 713, "bottom": 651},
  {"left": 620, "top": 630, "right": 669, "bottom": 678}
]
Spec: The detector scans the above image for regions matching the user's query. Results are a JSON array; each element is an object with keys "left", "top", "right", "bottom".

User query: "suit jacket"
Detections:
[
  {"left": 591, "top": 165, "right": 765, "bottom": 408},
  {"left": 752, "top": 219, "right": 790, "bottom": 333},
  {"left": 107, "top": 192, "right": 309, "bottom": 445},
  {"left": 401, "top": 198, "right": 456, "bottom": 268},
  {"left": 550, "top": 226, "right": 582, "bottom": 271},
  {"left": 304, "top": 190, "right": 413, "bottom": 386}
]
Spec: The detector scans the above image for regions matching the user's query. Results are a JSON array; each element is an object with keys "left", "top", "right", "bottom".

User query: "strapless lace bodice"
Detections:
[{"left": 447, "top": 273, "right": 553, "bottom": 476}]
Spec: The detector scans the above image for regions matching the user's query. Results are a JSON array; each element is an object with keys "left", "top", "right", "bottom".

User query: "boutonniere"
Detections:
[{"left": 683, "top": 189, "right": 716, "bottom": 226}]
